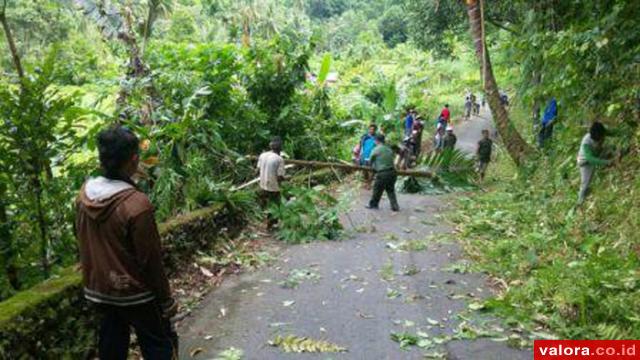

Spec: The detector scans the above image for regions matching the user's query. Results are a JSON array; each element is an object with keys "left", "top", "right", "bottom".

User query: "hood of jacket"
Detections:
[{"left": 78, "top": 176, "right": 137, "bottom": 222}]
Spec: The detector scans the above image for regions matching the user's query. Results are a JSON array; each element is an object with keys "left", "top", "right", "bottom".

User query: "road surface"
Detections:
[{"left": 178, "top": 112, "right": 532, "bottom": 359}]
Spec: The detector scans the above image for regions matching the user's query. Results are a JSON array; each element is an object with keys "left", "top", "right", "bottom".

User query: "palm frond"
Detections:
[{"left": 75, "top": 0, "right": 124, "bottom": 39}]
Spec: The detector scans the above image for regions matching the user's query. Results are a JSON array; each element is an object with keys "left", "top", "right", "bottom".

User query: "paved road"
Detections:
[
  {"left": 178, "top": 114, "right": 531, "bottom": 360},
  {"left": 454, "top": 109, "right": 494, "bottom": 155}
]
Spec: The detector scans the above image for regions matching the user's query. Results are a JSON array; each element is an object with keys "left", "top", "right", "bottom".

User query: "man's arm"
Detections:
[
  {"left": 130, "top": 207, "right": 176, "bottom": 317},
  {"left": 256, "top": 154, "right": 263, "bottom": 174},
  {"left": 277, "top": 157, "right": 286, "bottom": 183},
  {"left": 582, "top": 144, "right": 610, "bottom": 166},
  {"left": 369, "top": 147, "right": 379, "bottom": 165}
]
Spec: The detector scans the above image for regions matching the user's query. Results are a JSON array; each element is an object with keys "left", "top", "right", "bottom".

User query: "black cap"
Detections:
[{"left": 375, "top": 134, "right": 386, "bottom": 143}]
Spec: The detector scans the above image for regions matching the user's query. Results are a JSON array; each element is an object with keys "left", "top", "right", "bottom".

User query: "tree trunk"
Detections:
[
  {"left": 32, "top": 173, "right": 50, "bottom": 277},
  {"left": 116, "top": 5, "right": 157, "bottom": 125},
  {"left": 531, "top": 71, "right": 542, "bottom": 130},
  {"left": 280, "top": 159, "right": 436, "bottom": 178},
  {"left": 466, "top": 0, "right": 531, "bottom": 166},
  {"left": 0, "top": 185, "right": 19, "bottom": 290},
  {"left": 0, "top": 4, "right": 24, "bottom": 78}
]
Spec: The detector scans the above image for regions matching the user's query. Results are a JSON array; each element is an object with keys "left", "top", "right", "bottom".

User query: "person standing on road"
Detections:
[
  {"left": 366, "top": 134, "right": 400, "bottom": 212},
  {"left": 440, "top": 104, "right": 451, "bottom": 124},
  {"left": 464, "top": 91, "right": 473, "bottom": 120},
  {"left": 577, "top": 122, "right": 612, "bottom": 205},
  {"left": 476, "top": 129, "right": 493, "bottom": 180},
  {"left": 443, "top": 126, "right": 457, "bottom": 150},
  {"left": 404, "top": 109, "right": 415, "bottom": 137},
  {"left": 360, "top": 124, "right": 378, "bottom": 166},
  {"left": 472, "top": 93, "right": 480, "bottom": 115},
  {"left": 360, "top": 124, "right": 378, "bottom": 189},
  {"left": 434, "top": 124, "right": 445, "bottom": 153},
  {"left": 258, "top": 137, "right": 286, "bottom": 229},
  {"left": 412, "top": 115, "right": 425, "bottom": 157},
  {"left": 75, "top": 126, "right": 178, "bottom": 360}
]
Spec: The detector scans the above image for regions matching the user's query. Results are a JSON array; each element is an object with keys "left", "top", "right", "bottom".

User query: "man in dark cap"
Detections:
[{"left": 366, "top": 134, "right": 399, "bottom": 211}]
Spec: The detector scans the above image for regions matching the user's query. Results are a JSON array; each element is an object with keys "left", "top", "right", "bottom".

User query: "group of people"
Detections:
[
  {"left": 348, "top": 101, "right": 497, "bottom": 212},
  {"left": 464, "top": 90, "right": 481, "bottom": 120},
  {"left": 73, "top": 90, "right": 611, "bottom": 359},
  {"left": 534, "top": 96, "right": 616, "bottom": 204}
]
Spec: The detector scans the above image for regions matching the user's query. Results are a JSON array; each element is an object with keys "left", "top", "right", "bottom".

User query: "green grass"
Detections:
[{"left": 452, "top": 129, "right": 640, "bottom": 339}]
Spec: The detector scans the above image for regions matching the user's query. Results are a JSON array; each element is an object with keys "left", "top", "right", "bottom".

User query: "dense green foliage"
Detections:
[{"left": 454, "top": 129, "right": 639, "bottom": 339}]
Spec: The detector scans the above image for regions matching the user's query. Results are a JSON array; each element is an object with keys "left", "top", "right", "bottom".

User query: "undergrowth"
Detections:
[
  {"left": 453, "top": 126, "right": 640, "bottom": 339},
  {"left": 269, "top": 185, "right": 343, "bottom": 244}
]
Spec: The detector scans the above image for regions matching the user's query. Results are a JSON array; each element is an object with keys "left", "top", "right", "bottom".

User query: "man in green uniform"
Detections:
[{"left": 366, "top": 134, "right": 400, "bottom": 211}]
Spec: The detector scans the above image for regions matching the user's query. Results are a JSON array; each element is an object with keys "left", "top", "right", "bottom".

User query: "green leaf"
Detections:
[
  {"left": 269, "top": 335, "right": 347, "bottom": 353},
  {"left": 317, "top": 53, "right": 332, "bottom": 85}
]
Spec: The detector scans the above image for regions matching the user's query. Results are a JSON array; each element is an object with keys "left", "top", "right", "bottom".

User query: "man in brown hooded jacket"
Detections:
[{"left": 75, "top": 126, "right": 178, "bottom": 359}]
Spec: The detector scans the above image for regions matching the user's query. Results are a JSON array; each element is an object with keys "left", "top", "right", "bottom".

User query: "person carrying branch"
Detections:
[
  {"left": 75, "top": 126, "right": 178, "bottom": 360},
  {"left": 258, "top": 136, "right": 286, "bottom": 229},
  {"left": 366, "top": 134, "right": 400, "bottom": 212}
]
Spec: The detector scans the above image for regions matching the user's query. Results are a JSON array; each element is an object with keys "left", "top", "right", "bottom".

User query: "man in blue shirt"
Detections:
[
  {"left": 360, "top": 124, "right": 377, "bottom": 166},
  {"left": 360, "top": 124, "right": 378, "bottom": 188},
  {"left": 538, "top": 97, "right": 557, "bottom": 148},
  {"left": 404, "top": 110, "right": 414, "bottom": 137}
]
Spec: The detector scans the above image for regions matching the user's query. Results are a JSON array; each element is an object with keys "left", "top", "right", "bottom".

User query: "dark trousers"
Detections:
[
  {"left": 369, "top": 170, "right": 399, "bottom": 211},
  {"left": 537, "top": 123, "right": 554, "bottom": 147},
  {"left": 97, "top": 302, "right": 178, "bottom": 360},
  {"left": 260, "top": 190, "right": 281, "bottom": 229}
]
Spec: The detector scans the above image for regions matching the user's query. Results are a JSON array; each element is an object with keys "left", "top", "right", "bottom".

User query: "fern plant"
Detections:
[
  {"left": 269, "top": 185, "right": 342, "bottom": 244},
  {"left": 401, "top": 148, "right": 477, "bottom": 194}
]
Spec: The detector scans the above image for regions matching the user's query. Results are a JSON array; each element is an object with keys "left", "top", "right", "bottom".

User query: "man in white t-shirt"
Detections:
[{"left": 257, "top": 137, "right": 285, "bottom": 229}]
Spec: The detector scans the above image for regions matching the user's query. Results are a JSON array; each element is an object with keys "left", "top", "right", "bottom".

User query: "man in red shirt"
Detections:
[{"left": 440, "top": 104, "right": 451, "bottom": 124}]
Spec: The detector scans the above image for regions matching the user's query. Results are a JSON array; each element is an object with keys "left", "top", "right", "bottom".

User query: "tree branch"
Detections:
[{"left": 486, "top": 17, "right": 519, "bottom": 35}]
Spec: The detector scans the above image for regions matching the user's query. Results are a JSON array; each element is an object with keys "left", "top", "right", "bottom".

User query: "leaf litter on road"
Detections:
[
  {"left": 269, "top": 335, "right": 347, "bottom": 353},
  {"left": 213, "top": 347, "right": 244, "bottom": 360},
  {"left": 282, "top": 300, "right": 296, "bottom": 307},
  {"left": 280, "top": 268, "right": 321, "bottom": 289},
  {"left": 386, "top": 288, "right": 402, "bottom": 299},
  {"left": 379, "top": 260, "right": 395, "bottom": 281}
]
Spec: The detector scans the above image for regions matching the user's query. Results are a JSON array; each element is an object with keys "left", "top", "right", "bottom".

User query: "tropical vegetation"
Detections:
[{"left": 0, "top": 0, "right": 638, "bottom": 342}]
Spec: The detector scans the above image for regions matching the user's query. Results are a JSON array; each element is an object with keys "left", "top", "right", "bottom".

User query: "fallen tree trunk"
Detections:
[
  {"left": 233, "top": 158, "right": 436, "bottom": 192},
  {"left": 281, "top": 159, "right": 434, "bottom": 178}
]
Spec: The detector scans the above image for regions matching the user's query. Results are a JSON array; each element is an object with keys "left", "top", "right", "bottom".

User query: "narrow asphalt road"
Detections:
[{"left": 178, "top": 112, "right": 532, "bottom": 359}]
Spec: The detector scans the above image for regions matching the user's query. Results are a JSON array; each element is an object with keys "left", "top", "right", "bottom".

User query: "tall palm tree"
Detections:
[{"left": 466, "top": 0, "right": 531, "bottom": 165}]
